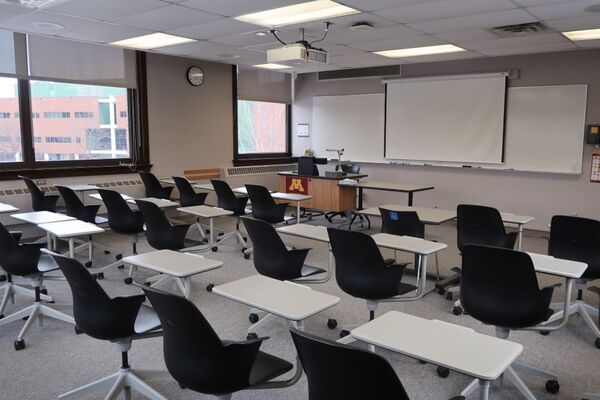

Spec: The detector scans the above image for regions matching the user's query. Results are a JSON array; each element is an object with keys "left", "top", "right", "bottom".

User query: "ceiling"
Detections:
[{"left": 1, "top": 0, "right": 600, "bottom": 73}]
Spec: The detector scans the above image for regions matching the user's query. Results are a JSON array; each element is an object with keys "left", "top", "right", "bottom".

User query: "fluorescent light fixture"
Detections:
[
  {"left": 253, "top": 63, "right": 292, "bottom": 70},
  {"left": 110, "top": 33, "right": 196, "bottom": 50},
  {"left": 12, "top": 0, "right": 69, "bottom": 9},
  {"left": 234, "top": 0, "right": 359, "bottom": 28},
  {"left": 562, "top": 28, "right": 600, "bottom": 41},
  {"left": 374, "top": 44, "right": 466, "bottom": 58}
]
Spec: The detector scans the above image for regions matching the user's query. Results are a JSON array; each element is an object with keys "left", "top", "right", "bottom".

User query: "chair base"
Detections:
[
  {"left": 0, "top": 300, "right": 74, "bottom": 344},
  {"left": 59, "top": 368, "right": 167, "bottom": 400},
  {"left": 544, "top": 299, "right": 600, "bottom": 341},
  {"left": 0, "top": 281, "right": 54, "bottom": 315}
]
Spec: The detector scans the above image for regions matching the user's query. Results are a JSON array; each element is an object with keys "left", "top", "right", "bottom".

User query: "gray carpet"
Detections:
[{"left": 0, "top": 216, "right": 599, "bottom": 400}]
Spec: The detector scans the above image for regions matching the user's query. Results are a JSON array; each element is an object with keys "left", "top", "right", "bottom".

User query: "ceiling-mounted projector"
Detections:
[{"left": 266, "top": 22, "right": 331, "bottom": 66}]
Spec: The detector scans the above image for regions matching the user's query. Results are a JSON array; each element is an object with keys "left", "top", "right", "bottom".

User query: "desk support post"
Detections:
[
  {"left": 383, "top": 254, "right": 429, "bottom": 303},
  {"left": 408, "top": 192, "right": 413, "bottom": 206}
]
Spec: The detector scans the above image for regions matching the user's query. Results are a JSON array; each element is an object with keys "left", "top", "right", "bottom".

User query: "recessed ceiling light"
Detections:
[
  {"left": 350, "top": 22, "right": 374, "bottom": 31},
  {"left": 254, "top": 63, "right": 292, "bottom": 70},
  {"left": 234, "top": 1, "right": 359, "bottom": 28},
  {"left": 30, "top": 21, "right": 64, "bottom": 30},
  {"left": 255, "top": 31, "right": 268, "bottom": 36},
  {"left": 562, "top": 28, "right": 600, "bottom": 41},
  {"left": 374, "top": 44, "right": 466, "bottom": 58},
  {"left": 110, "top": 33, "right": 196, "bottom": 50}
]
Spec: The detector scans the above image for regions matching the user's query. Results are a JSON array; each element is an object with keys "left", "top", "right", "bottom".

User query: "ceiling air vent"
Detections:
[
  {"left": 491, "top": 22, "right": 548, "bottom": 38},
  {"left": 318, "top": 65, "right": 401, "bottom": 81}
]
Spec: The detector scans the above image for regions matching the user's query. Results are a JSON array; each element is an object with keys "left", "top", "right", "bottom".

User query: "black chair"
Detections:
[
  {"left": 19, "top": 175, "right": 60, "bottom": 212},
  {"left": 0, "top": 223, "right": 75, "bottom": 351},
  {"left": 173, "top": 176, "right": 208, "bottom": 207},
  {"left": 380, "top": 208, "right": 441, "bottom": 281},
  {"left": 211, "top": 179, "right": 248, "bottom": 251},
  {"left": 142, "top": 285, "right": 299, "bottom": 400},
  {"left": 547, "top": 215, "right": 600, "bottom": 349},
  {"left": 328, "top": 228, "right": 416, "bottom": 337},
  {"left": 460, "top": 244, "right": 560, "bottom": 397},
  {"left": 245, "top": 184, "right": 289, "bottom": 224},
  {"left": 53, "top": 256, "right": 165, "bottom": 400},
  {"left": 290, "top": 329, "right": 465, "bottom": 400},
  {"left": 241, "top": 217, "right": 325, "bottom": 327},
  {"left": 136, "top": 199, "right": 191, "bottom": 251},
  {"left": 97, "top": 189, "right": 145, "bottom": 282},
  {"left": 325, "top": 164, "right": 365, "bottom": 225},
  {"left": 140, "top": 171, "right": 174, "bottom": 199},
  {"left": 56, "top": 185, "right": 103, "bottom": 223},
  {"left": 446, "top": 204, "right": 519, "bottom": 306}
]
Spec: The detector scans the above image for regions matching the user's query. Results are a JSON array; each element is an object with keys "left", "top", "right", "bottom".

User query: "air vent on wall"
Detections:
[
  {"left": 491, "top": 22, "right": 548, "bottom": 38},
  {"left": 318, "top": 65, "right": 401, "bottom": 81},
  {"left": 225, "top": 164, "right": 296, "bottom": 177}
]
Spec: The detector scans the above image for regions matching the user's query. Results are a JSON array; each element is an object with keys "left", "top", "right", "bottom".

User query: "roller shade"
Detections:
[
  {"left": 237, "top": 66, "right": 291, "bottom": 104},
  {"left": 0, "top": 29, "right": 16, "bottom": 76},
  {"left": 27, "top": 35, "right": 137, "bottom": 88}
]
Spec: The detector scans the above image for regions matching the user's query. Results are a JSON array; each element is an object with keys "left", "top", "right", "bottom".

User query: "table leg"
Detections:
[
  {"left": 293, "top": 319, "right": 305, "bottom": 331},
  {"left": 296, "top": 201, "right": 301, "bottom": 224},
  {"left": 46, "top": 232, "right": 52, "bottom": 250},
  {"left": 69, "top": 238, "right": 75, "bottom": 258},
  {"left": 358, "top": 187, "right": 364, "bottom": 210},
  {"left": 517, "top": 224, "right": 523, "bottom": 250},
  {"left": 182, "top": 277, "right": 191, "bottom": 300},
  {"left": 408, "top": 192, "right": 414, "bottom": 206},
  {"left": 478, "top": 380, "right": 490, "bottom": 400},
  {"left": 209, "top": 218, "right": 214, "bottom": 248}
]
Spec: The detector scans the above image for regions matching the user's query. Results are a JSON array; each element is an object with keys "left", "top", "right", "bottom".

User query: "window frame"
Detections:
[
  {"left": 232, "top": 66, "right": 292, "bottom": 166},
  {"left": 0, "top": 51, "right": 150, "bottom": 180}
]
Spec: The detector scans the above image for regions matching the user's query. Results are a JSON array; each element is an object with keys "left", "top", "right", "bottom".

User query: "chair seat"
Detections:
[
  {"left": 300, "top": 265, "right": 326, "bottom": 277},
  {"left": 398, "top": 282, "right": 418, "bottom": 296},
  {"left": 249, "top": 350, "right": 294, "bottom": 387},
  {"left": 134, "top": 304, "right": 161, "bottom": 334},
  {"left": 38, "top": 254, "right": 60, "bottom": 273},
  {"left": 94, "top": 216, "right": 109, "bottom": 225}
]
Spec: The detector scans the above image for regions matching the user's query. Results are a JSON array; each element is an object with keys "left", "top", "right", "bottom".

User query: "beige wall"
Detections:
[
  {"left": 293, "top": 49, "right": 600, "bottom": 230},
  {"left": 146, "top": 53, "right": 234, "bottom": 177}
]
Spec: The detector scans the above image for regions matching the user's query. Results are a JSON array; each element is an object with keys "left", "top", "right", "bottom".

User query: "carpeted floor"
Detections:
[{"left": 0, "top": 215, "right": 598, "bottom": 400}]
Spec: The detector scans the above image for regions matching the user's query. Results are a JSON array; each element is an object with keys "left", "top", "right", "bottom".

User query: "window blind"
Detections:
[{"left": 237, "top": 66, "right": 291, "bottom": 104}]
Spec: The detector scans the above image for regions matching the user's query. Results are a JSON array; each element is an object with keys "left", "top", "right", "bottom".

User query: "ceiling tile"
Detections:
[
  {"left": 435, "top": 29, "right": 500, "bottom": 43},
  {"left": 178, "top": 0, "right": 307, "bottom": 17},
  {"left": 318, "top": 42, "right": 361, "bottom": 55},
  {"left": 374, "top": 0, "right": 518, "bottom": 24},
  {"left": 572, "top": 37, "right": 600, "bottom": 47},
  {"left": 323, "top": 22, "right": 423, "bottom": 45},
  {"left": 212, "top": 30, "right": 299, "bottom": 48},
  {"left": 527, "top": 0, "right": 600, "bottom": 20},
  {"left": 462, "top": 32, "right": 569, "bottom": 50},
  {"left": 167, "top": 18, "right": 259, "bottom": 40},
  {"left": 195, "top": 47, "right": 267, "bottom": 65},
  {"left": 111, "top": 4, "right": 221, "bottom": 31},
  {"left": 281, "top": 11, "right": 396, "bottom": 33},
  {"left": 155, "top": 40, "right": 224, "bottom": 56},
  {"left": 337, "top": 0, "right": 439, "bottom": 12},
  {"left": 407, "top": 9, "right": 536, "bottom": 34},
  {"left": 544, "top": 14, "right": 600, "bottom": 31},
  {"left": 47, "top": 0, "right": 166, "bottom": 20},
  {"left": 58, "top": 23, "right": 152, "bottom": 43},
  {"left": 350, "top": 35, "right": 446, "bottom": 51},
  {"left": 395, "top": 49, "right": 482, "bottom": 63},
  {"left": 511, "top": 0, "right": 576, "bottom": 6},
  {"left": 477, "top": 41, "right": 576, "bottom": 55},
  {"left": 0, "top": 3, "right": 31, "bottom": 24},
  {"left": 0, "top": 11, "right": 94, "bottom": 34}
]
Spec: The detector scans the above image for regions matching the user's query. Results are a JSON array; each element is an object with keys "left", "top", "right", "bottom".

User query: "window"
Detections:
[
  {"left": 236, "top": 100, "right": 289, "bottom": 156},
  {"left": 31, "top": 80, "right": 130, "bottom": 162},
  {"left": 120, "top": 111, "right": 127, "bottom": 118},
  {"left": 0, "top": 77, "right": 22, "bottom": 163},
  {"left": 14, "top": 112, "right": 19, "bottom": 118}
]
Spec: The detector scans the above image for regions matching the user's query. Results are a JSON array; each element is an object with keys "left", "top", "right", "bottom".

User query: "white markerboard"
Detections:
[
  {"left": 311, "top": 84, "right": 587, "bottom": 174},
  {"left": 313, "top": 94, "right": 385, "bottom": 163}
]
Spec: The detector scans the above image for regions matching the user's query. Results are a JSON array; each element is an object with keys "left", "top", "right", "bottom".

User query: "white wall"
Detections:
[{"left": 292, "top": 49, "right": 600, "bottom": 230}]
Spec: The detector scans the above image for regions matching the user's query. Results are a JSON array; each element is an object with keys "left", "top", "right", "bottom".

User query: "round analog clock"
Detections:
[{"left": 186, "top": 66, "right": 204, "bottom": 86}]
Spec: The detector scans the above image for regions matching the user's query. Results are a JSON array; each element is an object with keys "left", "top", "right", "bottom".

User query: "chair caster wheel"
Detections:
[
  {"left": 202, "top": 238, "right": 208, "bottom": 243},
  {"left": 545, "top": 380, "right": 559, "bottom": 394},
  {"left": 452, "top": 306, "right": 463, "bottom": 316},
  {"left": 595, "top": 338, "right": 600, "bottom": 349},
  {"left": 206, "top": 284, "right": 214, "bottom": 292},
  {"left": 0, "top": 275, "right": 6, "bottom": 282},
  {"left": 116, "top": 254, "right": 123, "bottom": 261},
  {"left": 95, "top": 272, "right": 104, "bottom": 280},
  {"left": 46, "top": 300, "right": 55, "bottom": 304},
  {"left": 211, "top": 246, "right": 218, "bottom": 252},
  {"left": 327, "top": 319, "right": 337, "bottom": 329},
  {"left": 243, "top": 237, "right": 247, "bottom": 242},
  {"left": 540, "top": 330, "right": 550, "bottom": 336},
  {"left": 437, "top": 366, "right": 450, "bottom": 378},
  {"left": 249, "top": 313, "right": 259, "bottom": 323},
  {"left": 118, "top": 265, "right": 124, "bottom": 270},
  {"left": 124, "top": 277, "right": 133, "bottom": 285},
  {"left": 85, "top": 261, "right": 92, "bottom": 268},
  {"left": 437, "top": 287, "right": 446, "bottom": 295},
  {"left": 340, "top": 330, "right": 350, "bottom": 338},
  {"left": 445, "top": 292, "right": 453, "bottom": 301},
  {"left": 0, "top": 314, "right": 4, "bottom": 319},
  {"left": 247, "top": 333, "right": 258, "bottom": 340},
  {"left": 241, "top": 247, "right": 247, "bottom": 253},
  {"left": 418, "top": 359, "right": 427, "bottom": 364},
  {"left": 22, "top": 316, "right": 29, "bottom": 321},
  {"left": 205, "top": 229, "right": 211, "bottom": 234},
  {"left": 243, "top": 253, "right": 251, "bottom": 260},
  {"left": 144, "top": 282, "right": 152, "bottom": 286},
  {"left": 14, "top": 339, "right": 25, "bottom": 351},
  {"left": 218, "top": 232, "right": 224, "bottom": 237},
  {"left": 40, "top": 288, "right": 48, "bottom": 295},
  {"left": 104, "top": 250, "right": 110, "bottom": 254},
  {"left": 74, "top": 326, "right": 83, "bottom": 335}
]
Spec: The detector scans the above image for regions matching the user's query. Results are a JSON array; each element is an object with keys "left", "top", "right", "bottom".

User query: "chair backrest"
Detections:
[
  {"left": 142, "top": 286, "right": 248, "bottom": 394},
  {"left": 457, "top": 204, "right": 509, "bottom": 252},
  {"left": 461, "top": 244, "right": 547, "bottom": 329},
  {"left": 53, "top": 255, "right": 140, "bottom": 340},
  {"left": 135, "top": 200, "right": 179, "bottom": 250},
  {"left": 19, "top": 175, "right": 48, "bottom": 211},
  {"left": 339, "top": 163, "right": 361, "bottom": 173},
  {"left": 327, "top": 228, "right": 398, "bottom": 300},
  {"left": 173, "top": 176, "right": 202, "bottom": 206},
  {"left": 139, "top": 171, "right": 165, "bottom": 198},
  {"left": 549, "top": 215, "right": 600, "bottom": 278},
  {"left": 245, "top": 184, "right": 275, "bottom": 207},
  {"left": 290, "top": 329, "right": 409, "bottom": 400},
  {"left": 0, "top": 222, "right": 40, "bottom": 276},
  {"left": 379, "top": 209, "right": 424, "bottom": 238},
  {"left": 56, "top": 185, "right": 85, "bottom": 219},
  {"left": 97, "top": 189, "right": 143, "bottom": 234},
  {"left": 211, "top": 179, "right": 238, "bottom": 209},
  {"left": 241, "top": 217, "right": 297, "bottom": 279},
  {"left": 298, "top": 157, "right": 318, "bottom": 176}
]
